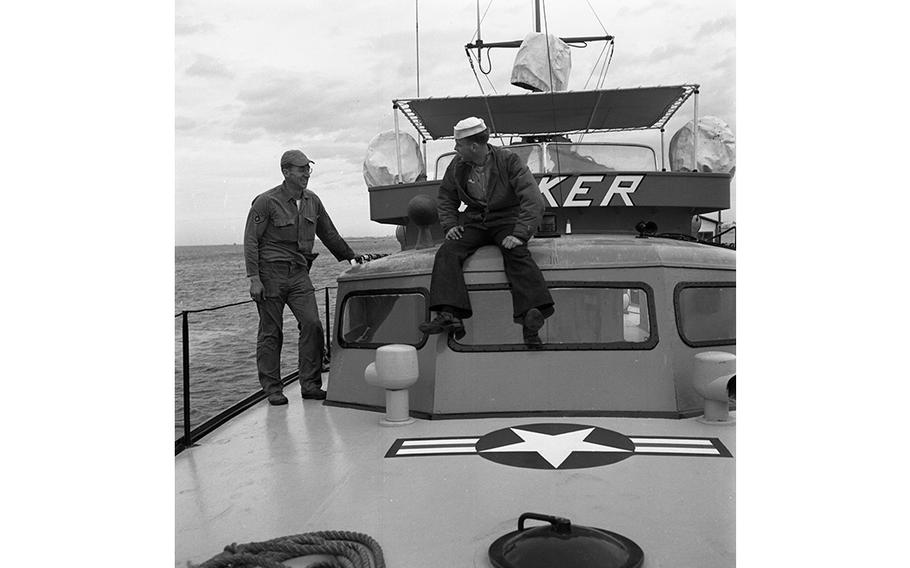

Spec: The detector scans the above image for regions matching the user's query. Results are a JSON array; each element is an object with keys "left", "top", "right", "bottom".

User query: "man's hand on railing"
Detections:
[{"left": 350, "top": 253, "right": 389, "bottom": 265}]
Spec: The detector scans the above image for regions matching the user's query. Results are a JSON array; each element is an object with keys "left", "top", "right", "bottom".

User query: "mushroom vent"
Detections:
[{"left": 489, "top": 513, "right": 644, "bottom": 568}]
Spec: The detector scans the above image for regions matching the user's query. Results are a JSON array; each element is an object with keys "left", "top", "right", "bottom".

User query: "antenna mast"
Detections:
[
  {"left": 476, "top": 0, "right": 483, "bottom": 56},
  {"left": 415, "top": 0, "right": 420, "bottom": 97}
]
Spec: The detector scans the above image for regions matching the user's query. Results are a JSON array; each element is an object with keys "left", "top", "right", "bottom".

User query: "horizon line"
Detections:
[{"left": 175, "top": 236, "right": 397, "bottom": 247}]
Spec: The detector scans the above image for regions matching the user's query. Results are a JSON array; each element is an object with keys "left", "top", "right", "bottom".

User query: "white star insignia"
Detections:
[{"left": 479, "top": 427, "right": 632, "bottom": 468}]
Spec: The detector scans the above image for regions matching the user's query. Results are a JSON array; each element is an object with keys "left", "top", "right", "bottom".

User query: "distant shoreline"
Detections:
[{"left": 175, "top": 236, "right": 397, "bottom": 248}]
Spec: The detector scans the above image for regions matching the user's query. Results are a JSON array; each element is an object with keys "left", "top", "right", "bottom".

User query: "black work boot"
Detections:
[
  {"left": 418, "top": 311, "right": 465, "bottom": 338},
  {"left": 522, "top": 308, "right": 545, "bottom": 348},
  {"left": 268, "top": 392, "right": 289, "bottom": 405},
  {"left": 300, "top": 381, "right": 326, "bottom": 400}
]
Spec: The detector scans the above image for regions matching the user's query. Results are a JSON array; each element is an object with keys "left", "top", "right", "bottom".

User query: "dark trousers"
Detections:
[
  {"left": 255, "top": 262, "right": 323, "bottom": 395},
  {"left": 429, "top": 224, "right": 553, "bottom": 321}
]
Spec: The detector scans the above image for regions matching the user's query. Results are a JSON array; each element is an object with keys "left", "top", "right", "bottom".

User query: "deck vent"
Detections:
[{"left": 489, "top": 513, "right": 643, "bottom": 568}]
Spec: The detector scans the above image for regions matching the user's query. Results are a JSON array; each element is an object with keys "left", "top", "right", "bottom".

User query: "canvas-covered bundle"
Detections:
[
  {"left": 668, "top": 116, "right": 736, "bottom": 174},
  {"left": 510, "top": 32, "right": 572, "bottom": 92},
  {"left": 363, "top": 130, "right": 426, "bottom": 187}
]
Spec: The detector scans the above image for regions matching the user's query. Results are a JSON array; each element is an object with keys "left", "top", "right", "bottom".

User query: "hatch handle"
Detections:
[{"left": 518, "top": 512, "right": 572, "bottom": 534}]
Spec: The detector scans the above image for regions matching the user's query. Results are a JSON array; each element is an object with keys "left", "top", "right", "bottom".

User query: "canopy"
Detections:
[{"left": 395, "top": 85, "right": 697, "bottom": 140}]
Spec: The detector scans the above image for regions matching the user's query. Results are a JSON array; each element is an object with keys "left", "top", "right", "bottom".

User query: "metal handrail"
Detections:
[{"left": 175, "top": 286, "right": 338, "bottom": 454}]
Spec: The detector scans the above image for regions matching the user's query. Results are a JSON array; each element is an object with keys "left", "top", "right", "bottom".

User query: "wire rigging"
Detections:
[
  {"left": 597, "top": 40, "right": 614, "bottom": 90},
  {"left": 583, "top": 40, "right": 608, "bottom": 90},
  {"left": 470, "top": 0, "right": 497, "bottom": 43},
  {"left": 466, "top": 50, "right": 495, "bottom": 95},
  {"left": 476, "top": 46, "right": 494, "bottom": 75},
  {"left": 466, "top": 0, "right": 499, "bottom": 94},
  {"left": 584, "top": 0, "right": 608, "bottom": 35}
]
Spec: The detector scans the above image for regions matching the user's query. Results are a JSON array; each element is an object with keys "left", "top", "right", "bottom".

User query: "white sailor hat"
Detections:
[{"left": 453, "top": 116, "right": 487, "bottom": 139}]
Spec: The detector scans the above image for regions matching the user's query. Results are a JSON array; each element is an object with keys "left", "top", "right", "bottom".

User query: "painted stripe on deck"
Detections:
[
  {"left": 630, "top": 438, "right": 714, "bottom": 445},
  {"left": 400, "top": 438, "right": 479, "bottom": 446},
  {"left": 396, "top": 447, "right": 479, "bottom": 455},
  {"left": 634, "top": 447, "right": 720, "bottom": 454}
]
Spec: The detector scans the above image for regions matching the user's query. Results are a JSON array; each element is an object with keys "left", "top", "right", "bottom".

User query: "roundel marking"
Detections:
[{"left": 475, "top": 423, "right": 635, "bottom": 470}]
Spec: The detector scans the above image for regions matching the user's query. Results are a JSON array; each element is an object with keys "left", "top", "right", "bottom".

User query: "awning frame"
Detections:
[{"left": 393, "top": 84, "right": 699, "bottom": 141}]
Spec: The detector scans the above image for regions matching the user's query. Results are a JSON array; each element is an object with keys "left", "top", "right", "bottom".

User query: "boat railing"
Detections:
[{"left": 175, "top": 286, "right": 337, "bottom": 455}]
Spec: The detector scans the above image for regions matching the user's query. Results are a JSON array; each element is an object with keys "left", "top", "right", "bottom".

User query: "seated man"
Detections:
[{"left": 418, "top": 117, "right": 554, "bottom": 346}]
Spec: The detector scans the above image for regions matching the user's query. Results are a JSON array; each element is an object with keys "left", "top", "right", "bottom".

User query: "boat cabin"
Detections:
[{"left": 325, "top": 86, "right": 735, "bottom": 420}]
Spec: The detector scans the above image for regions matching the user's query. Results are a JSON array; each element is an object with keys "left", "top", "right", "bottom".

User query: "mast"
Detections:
[
  {"left": 534, "top": 0, "right": 541, "bottom": 33},
  {"left": 415, "top": 0, "right": 420, "bottom": 97},
  {"left": 476, "top": 0, "right": 482, "bottom": 45}
]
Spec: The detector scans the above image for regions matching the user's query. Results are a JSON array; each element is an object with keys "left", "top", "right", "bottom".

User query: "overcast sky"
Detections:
[{"left": 176, "top": 0, "right": 735, "bottom": 245}]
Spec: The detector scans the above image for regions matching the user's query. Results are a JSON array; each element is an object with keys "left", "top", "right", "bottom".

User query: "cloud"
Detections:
[
  {"left": 186, "top": 54, "right": 234, "bottom": 79},
  {"left": 713, "top": 50, "right": 736, "bottom": 77},
  {"left": 694, "top": 16, "right": 735, "bottom": 40},
  {"left": 616, "top": 1, "right": 662, "bottom": 18},
  {"left": 175, "top": 20, "right": 214, "bottom": 36},
  {"left": 229, "top": 69, "right": 398, "bottom": 146},
  {"left": 618, "top": 43, "right": 697, "bottom": 67},
  {"left": 649, "top": 44, "right": 697, "bottom": 61},
  {"left": 176, "top": 116, "right": 198, "bottom": 131}
]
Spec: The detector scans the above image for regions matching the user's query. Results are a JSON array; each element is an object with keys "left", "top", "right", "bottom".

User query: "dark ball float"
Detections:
[{"left": 407, "top": 194, "right": 438, "bottom": 226}]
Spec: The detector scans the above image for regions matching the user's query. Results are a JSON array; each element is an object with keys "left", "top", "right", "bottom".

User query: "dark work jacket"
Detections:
[
  {"left": 244, "top": 182, "right": 355, "bottom": 278},
  {"left": 437, "top": 145, "right": 544, "bottom": 242}
]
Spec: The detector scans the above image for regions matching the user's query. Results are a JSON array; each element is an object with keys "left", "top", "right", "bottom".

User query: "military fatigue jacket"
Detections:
[{"left": 244, "top": 182, "right": 355, "bottom": 278}]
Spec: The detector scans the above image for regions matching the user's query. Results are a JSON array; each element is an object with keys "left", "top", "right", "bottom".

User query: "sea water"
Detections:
[{"left": 175, "top": 238, "right": 398, "bottom": 439}]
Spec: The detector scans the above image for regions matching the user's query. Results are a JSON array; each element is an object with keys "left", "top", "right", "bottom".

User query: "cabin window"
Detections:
[
  {"left": 339, "top": 291, "right": 427, "bottom": 348},
  {"left": 545, "top": 143, "right": 657, "bottom": 172},
  {"left": 451, "top": 284, "right": 657, "bottom": 351},
  {"left": 435, "top": 143, "right": 657, "bottom": 179},
  {"left": 505, "top": 144, "right": 546, "bottom": 173},
  {"left": 674, "top": 283, "right": 736, "bottom": 347},
  {"left": 434, "top": 153, "right": 456, "bottom": 179}
]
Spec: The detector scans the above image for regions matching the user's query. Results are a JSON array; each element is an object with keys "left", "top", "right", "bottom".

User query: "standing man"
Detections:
[
  {"left": 245, "top": 149, "right": 360, "bottom": 405},
  {"left": 418, "top": 117, "right": 554, "bottom": 346}
]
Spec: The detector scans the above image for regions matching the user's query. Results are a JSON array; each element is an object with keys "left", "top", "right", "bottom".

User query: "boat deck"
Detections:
[{"left": 176, "top": 380, "right": 735, "bottom": 567}]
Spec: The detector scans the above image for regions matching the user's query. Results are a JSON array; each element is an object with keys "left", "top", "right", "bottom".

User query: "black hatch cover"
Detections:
[{"left": 489, "top": 513, "right": 644, "bottom": 568}]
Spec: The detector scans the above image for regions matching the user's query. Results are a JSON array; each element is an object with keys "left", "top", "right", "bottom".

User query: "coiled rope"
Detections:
[{"left": 188, "top": 531, "right": 385, "bottom": 568}]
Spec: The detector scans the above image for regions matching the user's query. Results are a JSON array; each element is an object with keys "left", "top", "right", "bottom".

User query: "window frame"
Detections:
[
  {"left": 448, "top": 281, "right": 659, "bottom": 352},
  {"left": 434, "top": 142, "right": 658, "bottom": 179},
  {"left": 673, "top": 281, "right": 736, "bottom": 348},
  {"left": 543, "top": 142, "right": 658, "bottom": 172},
  {"left": 434, "top": 152, "right": 457, "bottom": 179},
  {"left": 337, "top": 287, "right": 430, "bottom": 350}
]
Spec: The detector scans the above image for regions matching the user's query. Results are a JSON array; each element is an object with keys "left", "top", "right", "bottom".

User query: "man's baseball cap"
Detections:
[
  {"left": 454, "top": 117, "right": 487, "bottom": 139},
  {"left": 280, "top": 150, "right": 315, "bottom": 167}
]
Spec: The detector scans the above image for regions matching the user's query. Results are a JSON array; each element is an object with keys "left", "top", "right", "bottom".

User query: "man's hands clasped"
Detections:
[{"left": 447, "top": 225, "right": 523, "bottom": 249}]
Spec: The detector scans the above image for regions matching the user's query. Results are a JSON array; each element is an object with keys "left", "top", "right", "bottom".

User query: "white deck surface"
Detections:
[{"left": 176, "top": 380, "right": 735, "bottom": 567}]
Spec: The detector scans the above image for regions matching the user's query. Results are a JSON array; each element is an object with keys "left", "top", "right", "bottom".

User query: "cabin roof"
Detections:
[
  {"left": 394, "top": 85, "right": 698, "bottom": 140},
  {"left": 341, "top": 235, "right": 734, "bottom": 282}
]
